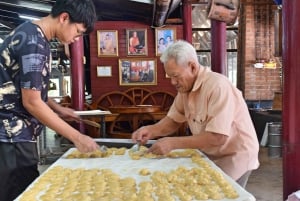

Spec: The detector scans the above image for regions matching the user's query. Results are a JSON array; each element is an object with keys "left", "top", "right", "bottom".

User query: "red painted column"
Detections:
[
  {"left": 282, "top": 0, "right": 300, "bottom": 199},
  {"left": 182, "top": 0, "right": 192, "bottom": 43},
  {"left": 70, "top": 37, "right": 85, "bottom": 132},
  {"left": 211, "top": 20, "right": 227, "bottom": 75}
]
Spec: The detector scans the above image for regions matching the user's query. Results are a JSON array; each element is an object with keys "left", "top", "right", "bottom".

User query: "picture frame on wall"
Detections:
[
  {"left": 119, "top": 58, "right": 156, "bottom": 86},
  {"left": 97, "top": 30, "right": 118, "bottom": 57},
  {"left": 126, "top": 29, "right": 148, "bottom": 56},
  {"left": 97, "top": 66, "right": 112, "bottom": 77},
  {"left": 155, "top": 28, "right": 176, "bottom": 56}
]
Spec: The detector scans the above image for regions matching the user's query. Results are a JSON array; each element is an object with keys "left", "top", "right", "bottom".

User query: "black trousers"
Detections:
[{"left": 0, "top": 142, "right": 39, "bottom": 201}]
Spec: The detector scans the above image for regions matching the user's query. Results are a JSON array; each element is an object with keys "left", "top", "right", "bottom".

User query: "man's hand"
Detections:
[
  {"left": 47, "top": 98, "right": 80, "bottom": 122},
  {"left": 132, "top": 126, "right": 153, "bottom": 144},
  {"left": 57, "top": 107, "right": 81, "bottom": 122},
  {"left": 148, "top": 137, "right": 175, "bottom": 155},
  {"left": 73, "top": 133, "right": 99, "bottom": 153}
]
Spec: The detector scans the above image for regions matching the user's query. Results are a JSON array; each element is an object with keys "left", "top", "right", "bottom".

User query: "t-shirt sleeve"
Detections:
[{"left": 17, "top": 28, "right": 49, "bottom": 91}]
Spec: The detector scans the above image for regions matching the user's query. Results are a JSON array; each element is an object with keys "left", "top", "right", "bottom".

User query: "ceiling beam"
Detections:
[
  {"left": 0, "top": 19, "right": 15, "bottom": 29},
  {"left": 152, "top": 0, "right": 182, "bottom": 27},
  {"left": 0, "top": 0, "right": 52, "bottom": 12}
]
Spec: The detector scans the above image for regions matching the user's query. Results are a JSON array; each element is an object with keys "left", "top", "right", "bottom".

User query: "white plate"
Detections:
[
  {"left": 74, "top": 110, "right": 111, "bottom": 115},
  {"left": 136, "top": 104, "right": 153, "bottom": 107}
]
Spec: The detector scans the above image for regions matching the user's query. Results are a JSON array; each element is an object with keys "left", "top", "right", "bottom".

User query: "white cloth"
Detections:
[
  {"left": 260, "top": 122, "right": 269, "bottom": 146},
  {"left": 287, "top": 190, "right": 300, "bottom": 201}
]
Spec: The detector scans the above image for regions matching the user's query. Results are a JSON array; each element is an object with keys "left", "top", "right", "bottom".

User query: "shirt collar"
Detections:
[{"left": 191, "top": 66, "right": 211, "bottom": 92}]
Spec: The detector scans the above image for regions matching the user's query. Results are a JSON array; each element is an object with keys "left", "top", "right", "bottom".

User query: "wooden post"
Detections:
[
  {"left": 211, "top": 20, "right": 227, "bottom": 75},
  {"left": 70, "top": 37, "right": 85, "bottom": 133},
  {"left": 182, "top": 0, "right": 192, "bottom": 43},
  {"left": 282, "top": 0, "right": 300, "bottom": 199}
]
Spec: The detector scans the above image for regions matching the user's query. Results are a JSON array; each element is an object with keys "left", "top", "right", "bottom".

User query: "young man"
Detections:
[
  {"left": 0, "top": 0, "right": 99, "bottom": 200},
  {"left": 132, "top": 40, "right": 260, "bottom": 188}
]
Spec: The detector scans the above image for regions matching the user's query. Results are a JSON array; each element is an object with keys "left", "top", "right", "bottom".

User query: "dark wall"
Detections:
[{"left": 89, "top": 21, "right": 183, "bottom": 102}]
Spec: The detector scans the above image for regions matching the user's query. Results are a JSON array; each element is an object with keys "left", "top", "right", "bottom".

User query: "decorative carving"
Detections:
[
  {"left": 207, "top": 0, "right": 240, "bottom": 25},
  {"left": 152, "top": 0, "right": 182, "bottom": 28},
  {"left": 152, "top": 0, "right": 172, "bottom": 27}
]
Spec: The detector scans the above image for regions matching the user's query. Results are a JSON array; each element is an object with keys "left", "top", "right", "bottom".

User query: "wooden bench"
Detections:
[
  {"left": 62, "top": 87, "right": 188, "bottom": 138},
  {"left": 88, "top": 88, "right": 175, "bottom": 138}
]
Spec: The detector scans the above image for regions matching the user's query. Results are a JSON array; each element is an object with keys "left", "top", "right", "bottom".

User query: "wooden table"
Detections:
[
  {"left": 108, "top": 105, "right": 161, "bottom": 132},
  {"left": 74, "top": 110, "right": 112, "bottom": 138}
]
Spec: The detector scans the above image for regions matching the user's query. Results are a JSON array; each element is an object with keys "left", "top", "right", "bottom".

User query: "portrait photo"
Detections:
[
  {"left": 126, "top": 29, "right": 148, "bottom": 56},
  {"left": 97, "top": 30, "right": 118, "bottom": 57},
  {"left": 155, "top": 28, "right": 176, "bottom": 56},
  {"left": 119, "top": 58, "right": 156, "bottom": 86}
]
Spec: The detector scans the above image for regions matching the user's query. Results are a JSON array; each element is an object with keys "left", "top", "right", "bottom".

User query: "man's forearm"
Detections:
[
  {"left": 47, "top": 98, "right": 63, "bottom": 114},
  {"left": 151, "top": 116, "right": 181, "bottom": 138}
]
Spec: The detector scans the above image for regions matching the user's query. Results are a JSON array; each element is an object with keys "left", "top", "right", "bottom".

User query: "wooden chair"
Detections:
[
  {"left": 107, "top": 114, "right": 133, "bottom": 138},
  {"left": 139, "top": 91, "right": 175, "bottom": 126},
  {"left": 82, "top": 103, "right": 102, "bottom": 138},
  {"left": 141, "top": 91, "right": 188, "bottom": 136},
  {"left": 91, "top": 91, "right": 135, "bottom": 138},
  {"left": 56, "top": 101, "right": 102, "bottom": 138},
  {"left": 91, "top": 91, "right": 134, "bottom": 110},
  {"left": 141, "top": 91, "right": 175, "bottom": 111},
  {"left": 59, "top": 95, "right": 72, "bottom": 108},
  {"left": 108, "top": 111, "right": 156, "bottom": 139},
  {"left": 123, "top": 87, "right": 152, "bottom": 105}
]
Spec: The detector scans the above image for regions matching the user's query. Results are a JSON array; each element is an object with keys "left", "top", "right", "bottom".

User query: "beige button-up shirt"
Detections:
[{"left": 167, "top": 67, "right": 260, "bottom": 180}]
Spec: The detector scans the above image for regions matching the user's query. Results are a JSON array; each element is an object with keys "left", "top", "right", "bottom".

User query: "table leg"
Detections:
[
  {"left": 100, "top": 115, "right": 106, "bottom": 138},
  {"left": 132, "top": 115, "right": 139, "bottom": 131}
]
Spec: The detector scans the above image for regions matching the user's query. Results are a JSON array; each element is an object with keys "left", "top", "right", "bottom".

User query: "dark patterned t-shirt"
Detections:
[{"left": 0, "top": 21, "right": 51, "bottom": 142}]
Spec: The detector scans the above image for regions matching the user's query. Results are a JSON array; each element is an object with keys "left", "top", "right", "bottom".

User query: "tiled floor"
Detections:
[
  {"left": 38, "top": 128, "right": 283, "bottom": 201},
  {"left": 246, "top": 147, "right": 283, "bottom": 201}
]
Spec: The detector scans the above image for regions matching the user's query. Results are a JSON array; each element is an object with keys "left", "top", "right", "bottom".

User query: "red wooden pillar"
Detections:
[
  {"left": 282, "top": 0, "right": 300, "bottom": 199},
  {"left": 211, "top": 20, "right": 227, "bottom": 75},
  {"left": 182, "top": 0, "right": 192, "bottom": 43},
  {"left": 70, "top": 37, "right": 85, "bottom": 133}
]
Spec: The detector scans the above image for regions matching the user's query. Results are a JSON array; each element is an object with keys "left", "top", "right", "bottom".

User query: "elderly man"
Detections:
[{"left": 132, "top": 40, "right": 260, "bottom": 188}]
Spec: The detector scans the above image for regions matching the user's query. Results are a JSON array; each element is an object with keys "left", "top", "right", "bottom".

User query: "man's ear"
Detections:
[
  {"left": 188, "top": 62, "right": 198, "bottom": 75},
  {"left": 59, "top": 12, "right": 70, "bottom": 23}
]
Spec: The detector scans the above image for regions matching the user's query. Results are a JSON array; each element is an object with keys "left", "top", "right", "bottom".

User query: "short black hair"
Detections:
[{"left": 51, "top": 0, "right": 97, "bottom": 34}]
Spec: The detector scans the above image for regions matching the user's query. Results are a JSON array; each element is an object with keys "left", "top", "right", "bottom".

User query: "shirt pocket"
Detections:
[{"left": 188, "top": 113, "right": 208, "bottom": 134}]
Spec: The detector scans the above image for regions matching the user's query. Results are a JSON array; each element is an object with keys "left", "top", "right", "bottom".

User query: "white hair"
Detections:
[{"left": 160, "top": 40, "right": 198, "bottom": 67}]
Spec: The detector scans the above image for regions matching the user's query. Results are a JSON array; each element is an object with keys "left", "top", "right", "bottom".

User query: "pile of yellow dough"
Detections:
[
  {"left": 18, "top": 148, "right": 239, "bottom": 201},
  {"left": 65, "top": 146, "right": 199, "bottom": 160}
]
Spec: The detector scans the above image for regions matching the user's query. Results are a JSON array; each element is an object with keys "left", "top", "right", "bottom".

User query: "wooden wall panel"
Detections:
[{"left": 89, "top": 21, "right": 183, "bottom": 102}]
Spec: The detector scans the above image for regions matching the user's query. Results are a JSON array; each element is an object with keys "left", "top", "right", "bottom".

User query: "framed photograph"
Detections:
[
  {"left": 97, "top": 30, "right": 118, "bottom": 57},
  {"left": 119, "top": 58, "right": 156, "bottom": 86},
  {"left": 126, "top": 29, "right": 148, "bottom": 56},
  {"left": 97, "top": 66, "right": 112, "bottom": 77},
  {"left": 155, "top": 28, "right": 176, "bottom": 56}
]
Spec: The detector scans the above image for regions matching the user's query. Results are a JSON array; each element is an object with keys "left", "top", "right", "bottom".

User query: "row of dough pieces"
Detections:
[
  {"left": 18, "top": 148, "right": 239, "bottom": 201},
  {"left": 66, "top": 146, "right": 201, "bottom": 160}
]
